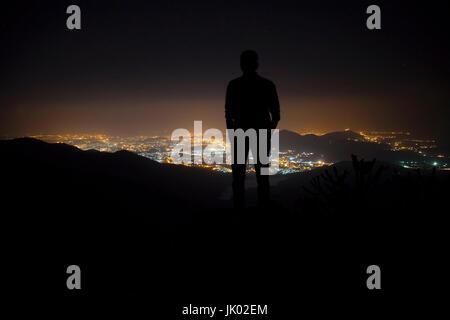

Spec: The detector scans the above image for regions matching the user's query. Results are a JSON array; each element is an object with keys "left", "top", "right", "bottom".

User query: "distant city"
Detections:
[
  {"left": 22, "top": 133, "right": 330, "bottom": 174},
  {"left": 8, "top": 129, "right": 447, "bottom": 174},
  {"left": 27, "top": 133, "right": 329, "bottom": 175},
  {"left": 356, "top": 130, "right": 447, "bottom": 169}
]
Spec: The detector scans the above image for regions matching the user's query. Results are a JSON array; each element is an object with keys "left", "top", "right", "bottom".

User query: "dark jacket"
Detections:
[{"left": 225, "top": 72, "right": 280, "bottom": 130}]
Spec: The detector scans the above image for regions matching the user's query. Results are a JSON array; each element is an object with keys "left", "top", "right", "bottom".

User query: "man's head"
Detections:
[{"left": 240, "top": 50, "right": 259, "bottom": 73}]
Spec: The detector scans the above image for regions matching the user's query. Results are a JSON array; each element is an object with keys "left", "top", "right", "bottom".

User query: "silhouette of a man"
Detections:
[{"left": 225, "top": 50, "right": 280, "bottom": 208}]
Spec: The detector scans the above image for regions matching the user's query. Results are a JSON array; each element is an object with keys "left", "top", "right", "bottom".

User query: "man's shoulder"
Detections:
[
  {"left": 253, "top": 74, "right": 276, "bottom": 88},
  {"left": 228, "top": 76, "right": 243, "bottom": 85},
  {"left": 259, "top": 76, "right": 276, "bottom": 87},
  {"left": 228, "top": 74, "right": 276, "bottom": 87}
]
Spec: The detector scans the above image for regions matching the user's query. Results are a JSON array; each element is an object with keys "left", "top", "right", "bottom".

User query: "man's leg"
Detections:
[
  {"left": 255, "top": 165, "right": 270, "bottom": 207},
  {"left": 255, "top": 129, "right": 271, "bottom": 207},
  {"left": 232, "top": 164, "right": 246, "bottom": 209},
  {"left": 231, "top": 135, "right": 249, "bottom": 209}
]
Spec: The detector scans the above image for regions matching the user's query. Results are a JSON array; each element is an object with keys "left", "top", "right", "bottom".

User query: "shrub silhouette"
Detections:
[{"left": 297, "top": 154, "right": 447, "bottom": 223}]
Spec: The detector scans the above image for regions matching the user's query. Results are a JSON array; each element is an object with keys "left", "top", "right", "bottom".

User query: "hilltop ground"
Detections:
[{"left": 1, "top": 138, "right": 448, "bottom": 316}]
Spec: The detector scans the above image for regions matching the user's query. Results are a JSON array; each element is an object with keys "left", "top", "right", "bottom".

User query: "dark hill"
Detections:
[
  {"left": 0, "top": 137, "right": 236, "bottom": 299},
  {"left": 1, "top": 138, "right": 449, "bottom": 306},
  {"left": 321, "top": 130, "right": 363, "bottom": 141},
  {"left": 0, "top": 138, "right": 231, "bottom": 227},
  {"left": 279, "top": 129, "right": 424, "bottom": 164}
]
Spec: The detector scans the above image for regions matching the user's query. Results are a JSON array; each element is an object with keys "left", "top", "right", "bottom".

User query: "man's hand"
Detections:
[
  {"left": 226, "top": 118, "right": 235, "bottom": 129},
  {"left": 271, "top": 120, "right": 279, "bottom": 130}
]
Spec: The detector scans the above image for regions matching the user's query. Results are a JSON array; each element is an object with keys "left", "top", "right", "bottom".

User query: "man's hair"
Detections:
[{"left": 240, "top": 50, "right": 259, "bottom": 72}]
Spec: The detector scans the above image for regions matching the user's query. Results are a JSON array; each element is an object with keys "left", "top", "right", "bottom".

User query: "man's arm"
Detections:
[
  {"left": 225, "top": 82, "right": 234, "bottom": 129},
  {"left": 269, "top": 82, "right": 280, "bottom": 129}
]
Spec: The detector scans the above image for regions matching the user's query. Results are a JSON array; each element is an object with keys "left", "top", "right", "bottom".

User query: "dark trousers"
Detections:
[{"left": 231, "top": 129, "right": 271, "bottom": 208}]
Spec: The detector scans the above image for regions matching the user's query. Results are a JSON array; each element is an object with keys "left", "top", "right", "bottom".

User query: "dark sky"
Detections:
[{"left": 1, "top": 0, "right": 449, "bottom": 140}]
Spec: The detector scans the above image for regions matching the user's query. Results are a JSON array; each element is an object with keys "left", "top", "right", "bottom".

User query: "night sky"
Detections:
[{"left": 1, "top": 0, "right": 449, "bottom": 141}]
